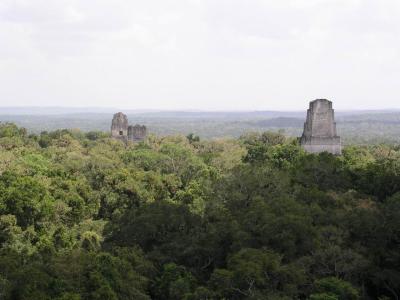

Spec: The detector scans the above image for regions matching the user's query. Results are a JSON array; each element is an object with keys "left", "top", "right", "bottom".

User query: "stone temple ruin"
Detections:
[
  {"left": 300, "top": 99, "right": 342, "bottom": 155},
  {"left": 111, "top": 112, "right": 147, "bottom": 142}
]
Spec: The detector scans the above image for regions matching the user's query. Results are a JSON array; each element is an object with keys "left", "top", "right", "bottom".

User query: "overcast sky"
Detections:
[{"left": 0, "top": 0, "right": 399, "bottom": 110}]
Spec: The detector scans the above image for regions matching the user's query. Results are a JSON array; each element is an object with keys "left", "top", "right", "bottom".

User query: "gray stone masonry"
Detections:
[
  {"left": 128, "top": 124, "right": 147, "bottom": 142},
  {"left": 111, "top": 112, "right": 147, "bottom": 142},
  {"left": 300, "top": 99, "right": 342, "bottom": 155},
  {"left": 111, "top": 112, "right": 128, "bottom": 141}
]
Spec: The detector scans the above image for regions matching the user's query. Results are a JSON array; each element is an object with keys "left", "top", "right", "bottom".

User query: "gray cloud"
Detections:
[{"left": 0, "top": 0, "right": 399, "bottom": 110}]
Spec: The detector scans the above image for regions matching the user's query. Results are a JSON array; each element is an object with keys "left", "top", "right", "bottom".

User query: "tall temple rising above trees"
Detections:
[
  {"left": 111, "top": 112, "right": 147, "bottom": 142},
  {"left": 110, "top": 100, "right": 342, "bottom": 152},
  {"left": 300, "top": 99, "right": 342, "bottom": 155}
]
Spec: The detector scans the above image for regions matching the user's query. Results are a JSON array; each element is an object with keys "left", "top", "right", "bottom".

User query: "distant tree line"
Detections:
[{"left": 3, "top": 111, "right": 400, "bottom": 144}]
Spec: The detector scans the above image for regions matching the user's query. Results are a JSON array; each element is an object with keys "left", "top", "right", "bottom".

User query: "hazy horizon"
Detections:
[
  {"left": 1, "top": 105, "right": 400, "bottom": 114},
  {"left": 1, "top": 1, "right": 400, "bottom": 110}
]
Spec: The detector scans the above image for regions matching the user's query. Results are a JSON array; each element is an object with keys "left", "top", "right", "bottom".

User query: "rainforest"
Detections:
[{"left": 0, "top": 122, "right": 399, "bottom": 300}]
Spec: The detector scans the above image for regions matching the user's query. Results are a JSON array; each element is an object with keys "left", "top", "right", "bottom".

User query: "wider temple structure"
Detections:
[
  {"left": 300, "top": 99, "right": 341, "bottom": 155},
  {"left": 111, "top": 112, "right": 147, "bottom": 142}
]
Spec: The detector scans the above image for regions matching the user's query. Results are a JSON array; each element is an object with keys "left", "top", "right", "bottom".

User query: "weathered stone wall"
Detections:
[
  {"left": 300, "top": 99, "right": 341, "bottom": 155},
  {"left": 111, "top": 112, "right": 147, "bottom": 142},
  {"left": 111, "top": 112, "right": 128, "bottom": 140},
  {"left": 301, "top": 139, "right": 342, "bottom": 155},
  {"left": 128, "top": 125, "right": 147, "bottom": 142}
]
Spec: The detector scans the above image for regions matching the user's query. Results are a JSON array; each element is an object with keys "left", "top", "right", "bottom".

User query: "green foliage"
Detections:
[
  {"left": 0, "top": 123, "right": 399, "bottom": 299},
  {"left": 310, "top": 293, "right": 339, "bottom": 300},
  {"left": 210, "top": 248, "right": 304, "bottom": 298},
  {"left": 310, "top": 277, "right": 359, "bottom": 300},
  {"left": 293, "top": 152, "right": 351, "bottom": 190},
  {"left": 0, "top": 123, "right": 26, "bottom": 138},
  {"left": 153, "top": 263, "right": 197, "bottom": 299},
  {"left": 186, "top": 133, "right": 200, "bottom": 144},
  {"left": 0, "top": 172, "right": 54, "bottom": 228}
]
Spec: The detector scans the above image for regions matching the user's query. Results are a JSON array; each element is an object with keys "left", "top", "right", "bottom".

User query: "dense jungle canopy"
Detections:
[{"left": 0, "top": 122, "right": 399, "bottom": 299}]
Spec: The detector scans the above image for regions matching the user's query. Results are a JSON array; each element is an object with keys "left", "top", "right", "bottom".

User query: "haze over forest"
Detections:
[{"left": 1, "top": 107, "right": 400, "bottom": 145}]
